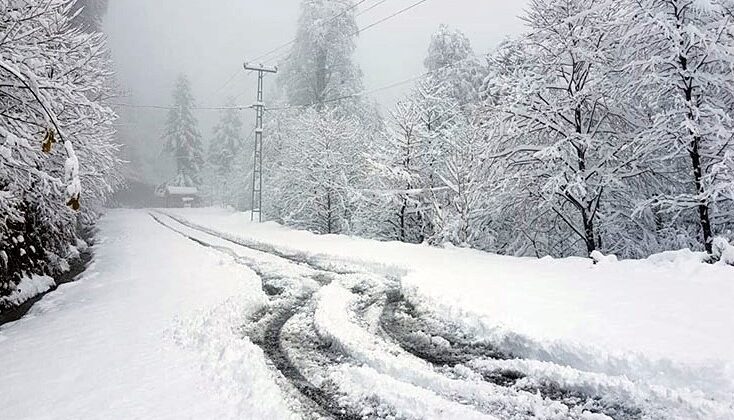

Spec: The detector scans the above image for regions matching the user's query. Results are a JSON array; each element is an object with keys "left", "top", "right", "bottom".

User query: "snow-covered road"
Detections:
[
  {"left": 0, "top": 210, "right": 294, "bottom": 420},
  {"left": 1, "top": 209, "right": 732, "bottom": 419}
]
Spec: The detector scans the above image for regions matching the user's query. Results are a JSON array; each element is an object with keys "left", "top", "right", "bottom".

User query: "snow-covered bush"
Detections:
[{"left": 711, "top": 237, "right": 734, "bottom": 266}]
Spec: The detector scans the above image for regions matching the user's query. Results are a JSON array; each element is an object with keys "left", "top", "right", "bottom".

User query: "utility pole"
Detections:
[{"left": 244, "top": 62, "right": 277, "bottom": 222}]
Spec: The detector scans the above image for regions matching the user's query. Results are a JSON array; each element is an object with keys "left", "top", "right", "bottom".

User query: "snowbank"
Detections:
[
  {"left": 170, "top": 208, "right": 734, "bottom": 400},
  {"left": 0, "top": 210, "right": 293, "bottom": 419},
  {"left": 0, "top": 275, "right": 55, "bottom": 309}
]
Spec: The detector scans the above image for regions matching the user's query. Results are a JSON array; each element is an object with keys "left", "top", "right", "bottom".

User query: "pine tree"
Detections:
[
  {"left": 279, "top": 0, "right": 362, "bottom": 111},
  {"left": 162, "top": 75, "right": 204, "bottom": 188},
  {"left": 205, "top": 100, "right": 246, "bottom": 207}
]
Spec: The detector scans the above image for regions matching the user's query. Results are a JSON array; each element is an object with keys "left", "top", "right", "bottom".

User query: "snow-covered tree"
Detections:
[
  {"left": 489, "top": 0, "right": 639, "bottom": 257},
  {"left": 366, "top": 26, "right": 492, "bottom": 246},
  {"left": 279, "top": 0, "right": 362, "bottom": 111},
  {"left": 424, "top": 24, "right": 486, "bottom": 107},
  {"left": 429, "top": 113, "right": 504, "bottom": 249},
  {"left": 268, "top": 107, "right": 367, "bottom": 234},
  {"left": 266, "top": 0, "right": 378, "bottom": 232},
  {"left": 0, "top": 0, "right": 120, "bottom": 296},
  {"left": 204, "top": 100, "right": 247, "bottom": 207},
  {"left": 69, "top": 0, "right": 109, "bottom": 32},
  {"left": 622, "top": 0, "right": 734, "bottom": 254},
  {"left": 161, "top": 75, "right": 204, "bottom": 188},
  {"left": 370, "top": 96, "right": 431, "bottom": 243}
]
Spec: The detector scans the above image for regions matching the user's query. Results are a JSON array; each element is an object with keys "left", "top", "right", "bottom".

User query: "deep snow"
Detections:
[
  {"left": 1, "top": 208, "right": 732, "bottom": 419},
  {"left": 0, "top": 210, "right": 293, "bottom": 420},
  {"left": 0, "top": 275, "right": 55, "bottom": 308},
  {"left": 169, "top": 208, "right": 734, "bottom": 401}
]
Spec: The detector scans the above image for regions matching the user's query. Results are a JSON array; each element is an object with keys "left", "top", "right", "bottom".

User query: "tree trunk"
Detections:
[
  {"left": 690, "top": 138, "right": 714, "bottom": 253},
  {"left": 582, "top": 210, "right": 596, "bottom": 256},
  {"left": 326, "top": 190, "right": 333, "bottom": 234},
  {"left": 399, "top": 197, "right": 407, "bottom": 242},
  {"left": 680, "top": 51, "right": 714, "bottom": 254},
  {"left": 574, "top": 106, "right": 597, "bottom": 256}
]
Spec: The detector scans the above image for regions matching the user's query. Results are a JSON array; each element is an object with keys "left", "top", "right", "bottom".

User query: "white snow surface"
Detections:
[
  {"left": 0, "top": 275, "right": 55, "bottom": 308},
  {"left": 0, "top": 210, "right": 293, "bottom": 420},
  {"left": 2, "top": 207, "right": 732, "bottom": 419},
  {"left": 169, "top": 208, "right": 734, "bottom": 400}
]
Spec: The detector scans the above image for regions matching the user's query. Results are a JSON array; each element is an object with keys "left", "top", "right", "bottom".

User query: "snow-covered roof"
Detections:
[{"left": 166, "top": 186, "right": 198, "bottom": 196}]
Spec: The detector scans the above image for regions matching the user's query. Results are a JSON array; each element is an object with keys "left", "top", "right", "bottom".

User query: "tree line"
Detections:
[{"left": 168, "top": 0, "right": 734, "bottom": 261}]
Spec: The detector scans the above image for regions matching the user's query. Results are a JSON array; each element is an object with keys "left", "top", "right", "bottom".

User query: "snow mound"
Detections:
[
  {"left": 0, "top": 275, "right": 55, "bottom": 309},
  {"left": 712, "top": 237, "right": 734, "bottom": 266},
  {"left": 589, "top": 251, "right": 617, "bottom": 264},
  {"left": 168, "top": 292, "right": 296, "bottom": 419}
]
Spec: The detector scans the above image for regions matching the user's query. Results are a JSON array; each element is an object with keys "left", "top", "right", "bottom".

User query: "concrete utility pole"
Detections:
[{"left": 243, "top": 62, "right": 277, "bottom": 223}]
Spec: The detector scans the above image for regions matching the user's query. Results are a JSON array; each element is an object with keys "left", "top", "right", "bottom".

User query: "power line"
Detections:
[
  {"left": 225, "top": 0, "right": 384, "bottom": 99},
  {"left": 259, "top": 0, "right": 418, "bottom": 67},
  {"left": 111, "top": 50, "right": 476, "bottom": 114},
  {"left": 116, "top": 0, "right": 439, "bottom": 113},
  {"left": 204, "top": 0, "right": 373, "bottom": 102},
  {"left": 111, "top": 103, "right": 251, "bottom": 111},
  {"left": 210, "top": 69, "right": 245, "bottom": 98},
  {"left": 267, "top": 73, "right": 426, "bottom": 111},
  {"left": 356, "top": 0, "right": 391, "bottom": 17},
  {"left": 250, "top": 0, "right": 371, "bottom": 64},
  {"left": 267, "top": 51, "right": 474, "bottom": 112},
  {"left": 357, "top": 0, "right": 430, "bottom": 34}
]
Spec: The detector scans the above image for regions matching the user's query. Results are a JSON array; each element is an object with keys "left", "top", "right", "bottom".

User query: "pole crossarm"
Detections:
[{"left": 243, "top": 63, "right": 278, "bottom": 73}]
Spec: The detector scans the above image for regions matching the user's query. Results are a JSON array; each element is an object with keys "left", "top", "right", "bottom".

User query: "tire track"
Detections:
[
  {"left": 151, "top": 211, "right": 647, "bottom": 419},
  {"left": 149, "top": 212, "right": 361, "bottom": 420},
  {"left": 378, "top": 287, "right": 644, "bottom": 419}
]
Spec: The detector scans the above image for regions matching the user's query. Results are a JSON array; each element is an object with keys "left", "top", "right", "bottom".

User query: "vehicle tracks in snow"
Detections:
[
  {"left": 150, "top": 211, "right": 360, "bottom": 419},
  {"left": 379, "top": 289, "right": 644, "bottom": 419},
  {"left": 150, "top": 211, "right": 671, "bottom": 420}
]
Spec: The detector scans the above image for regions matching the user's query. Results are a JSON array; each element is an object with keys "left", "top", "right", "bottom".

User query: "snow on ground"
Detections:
[
  {"left": 0, "top": 210, "right": 294, "bottom": 420},
  {"left": 169, "top": 208, "right": 734, "bottom": 401},
  {"left": 0, "top": 275, "right": 55, "bottom": 308},
  {"left": 314, "top": 283, "right": 584, "bottom": 419}
]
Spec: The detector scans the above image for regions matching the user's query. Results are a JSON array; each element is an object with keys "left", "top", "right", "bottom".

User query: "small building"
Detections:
[{"left": 162, "top": 186, "right": 200, "bottom": 208}]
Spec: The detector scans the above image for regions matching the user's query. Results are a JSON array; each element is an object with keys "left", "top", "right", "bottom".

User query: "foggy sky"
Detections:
[{"left": 105, "top": 0, "right": 530, "bottom": 131}]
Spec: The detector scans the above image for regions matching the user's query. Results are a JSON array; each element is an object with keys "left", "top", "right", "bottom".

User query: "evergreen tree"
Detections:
[
  {"left": 205, "top": 100, "right": 246, "bottom": 207},
  {"left": 162, "top": 75, "right": 204, "bottom": 187},
  {"left": 279, "top": 0, "right": 362, "bottom": 110}
]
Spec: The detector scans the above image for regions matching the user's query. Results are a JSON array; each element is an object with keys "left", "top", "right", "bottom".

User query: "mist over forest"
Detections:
[{"left": 1, "top": 1, "right": 733, "bottom": 419}]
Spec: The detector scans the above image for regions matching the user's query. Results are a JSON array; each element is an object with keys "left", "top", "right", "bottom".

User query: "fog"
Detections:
[{"left": 105, "top": 0, "right": 530, "bottom": 119}]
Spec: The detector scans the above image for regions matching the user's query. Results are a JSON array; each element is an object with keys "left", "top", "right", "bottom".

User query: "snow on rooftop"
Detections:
[{"left": 166, "top": 186, "right": 198, "bottom": 196}]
